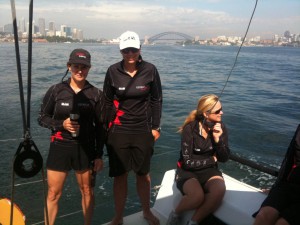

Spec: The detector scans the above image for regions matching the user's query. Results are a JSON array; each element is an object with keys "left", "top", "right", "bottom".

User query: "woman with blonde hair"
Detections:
[{"left": 167, "top": 94, "right": 230, "bottom": 225}]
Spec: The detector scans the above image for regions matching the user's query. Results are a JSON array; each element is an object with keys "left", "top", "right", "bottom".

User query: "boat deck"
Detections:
[{"left": 102, "top": 169, "right": 268, "bottom": 225}]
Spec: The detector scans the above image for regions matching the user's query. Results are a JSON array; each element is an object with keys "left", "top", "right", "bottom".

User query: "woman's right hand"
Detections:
[{"left": 63, "top": 118, "right": 80, "bottom": 134}]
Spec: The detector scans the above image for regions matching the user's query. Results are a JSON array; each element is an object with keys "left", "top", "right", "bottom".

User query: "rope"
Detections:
[
  {"left": 26, "top": 0, "right": 34, "bottom": 138},
  {"left": 9, "top": 1, "right": 48, "bottom": 225},
  {"left": 10, "top": 0, "right": 26, "bottom": 134},
  {"left": 219, "top": 0, "right": 258, "bottom": 98}
]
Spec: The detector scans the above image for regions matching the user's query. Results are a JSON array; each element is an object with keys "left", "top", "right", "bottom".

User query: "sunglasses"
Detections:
[
  {"left": 210, "top": 107, "right": 222, "bottom": 114},
  {"left": 121, "top": 47, "right": 139, "bottom": 54}
]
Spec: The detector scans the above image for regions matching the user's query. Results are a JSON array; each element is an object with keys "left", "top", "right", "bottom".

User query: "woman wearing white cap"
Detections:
[{"left": 103, "top": 31, "right": 162, "bottom": 225}]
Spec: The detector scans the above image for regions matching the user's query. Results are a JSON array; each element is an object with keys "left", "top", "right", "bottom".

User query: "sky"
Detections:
[{"left": 0, "top": 0, "right": 299, "bottom": 40}]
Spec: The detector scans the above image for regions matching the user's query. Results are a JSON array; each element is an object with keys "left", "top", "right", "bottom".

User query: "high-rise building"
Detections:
[
  {"left": 48, "top": 21, "right": 56, "bottom": 36},
  {"left": 60, "top": 25, "right": 67, "bottom": 37},
  {"left": 60, "top": 25, "right": 72, "bottom": 38},
  {"left": 26, "top": 20, "right": 36, "bottom": 35},
  {"left": 38, "top": 18, "right": 46, "bottom": 36},
  {"left": 77, "top": 29, "right": 83, "bottom": 41},
  {"left": 72, "top": 28, "right": 84, "bottom": 40},
  {"left": 72, "top": 28, "right": 78, "bottom": 39},
  {"left": 19, "top": 17, "right": 26, "bottom": 33},
  {"left": 65, "top": 26, "right": 72, "bottom": 38}
]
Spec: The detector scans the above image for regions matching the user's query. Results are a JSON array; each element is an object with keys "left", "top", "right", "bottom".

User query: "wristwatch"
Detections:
[{"left": 154, "top": 127, "right": 161, "bottom": 132}]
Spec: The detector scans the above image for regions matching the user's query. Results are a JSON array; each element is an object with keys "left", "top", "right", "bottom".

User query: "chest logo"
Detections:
[
  {"left": 136, "top": 85, "right": 149, "bottom": 91},
  {"left": 61, "top": 102, "right": 69, "bottom": 106}
]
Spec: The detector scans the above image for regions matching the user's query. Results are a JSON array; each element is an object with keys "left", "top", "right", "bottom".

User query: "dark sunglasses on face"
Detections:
[
  {"left": 210, "top": 107, "right": 222, "bottom": 114},
  {"left": 121, "top": 47, "right": 139, "bottom": 54}
]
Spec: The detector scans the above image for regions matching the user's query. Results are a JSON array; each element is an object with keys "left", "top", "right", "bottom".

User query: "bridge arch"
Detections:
[{"left": 146, "top": 31, "right": 193, "bottom": 44}]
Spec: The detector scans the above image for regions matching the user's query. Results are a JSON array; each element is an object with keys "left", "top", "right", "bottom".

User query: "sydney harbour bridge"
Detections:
[{"left": 142, "top": 31, "right": 194, "bottom": 44}]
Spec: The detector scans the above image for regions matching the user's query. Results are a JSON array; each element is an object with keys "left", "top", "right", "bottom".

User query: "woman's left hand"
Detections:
[
  {"left": 152, "top": 129, "right": 160, "bottom": 141},
  {"left": 93, "top": 158, "right": 104, "bottom": 172}
]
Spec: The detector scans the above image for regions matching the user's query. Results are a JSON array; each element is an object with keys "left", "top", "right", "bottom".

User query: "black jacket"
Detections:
[
  {"left": 103, "top": 57, "right": 162, "bottom": 134},
  {"left": 178, "top": 120, "right": 230, "bottom": 171},
  {"left": 275, "top": 124, "right": 300, "bottom": 185},
  {"left": 38, "top": 78, "right": 105, "bottom": 159}
]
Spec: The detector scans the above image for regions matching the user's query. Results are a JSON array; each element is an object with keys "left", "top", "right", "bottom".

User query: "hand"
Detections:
[
  {"left": 152, "top": 129, "right": 160, "bottom": 141},
  {"left": 93, "top": 158, "right": 104, "bottom": 172},
  {"left": 212, "top": 122, "right": 223, "bottom": 143},
  {"left": 63, "top": 117, "right": 80, "bottom": 134},
  {"left": 213, "top": 155, "right": 217, "bottom": 162}
]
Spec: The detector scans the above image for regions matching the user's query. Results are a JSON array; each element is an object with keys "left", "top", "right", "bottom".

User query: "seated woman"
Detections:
[
  {"left": 167, "top": 94, "right": 230, "bottom": 225},
  {"left": 253, "top": 124, "right": 300, "bottom": 225}
]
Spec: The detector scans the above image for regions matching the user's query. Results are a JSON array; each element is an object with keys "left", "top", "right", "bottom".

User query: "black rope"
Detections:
[
  {"left": 9, "top": 1, "right": 47, "bottom": 225},
  {"left": 9, "top": 1, "right": 24, "bottom": 223},
  {"left": 219, "top": 0, "right": 258, "bottom": 98},
  {"left": 10, "top": 0, "right": 27, "bottom": 135},
  {"left": 206, "top": 0, "right": 258, "bottom": 116},
  {"left": 204, "top": 0, "right": 278, "bottom": 178},
  {"left": 26, "top": 0, "right": 34, "bottom": 138}
]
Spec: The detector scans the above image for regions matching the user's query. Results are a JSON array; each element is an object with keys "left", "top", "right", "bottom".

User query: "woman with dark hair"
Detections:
[
  {"left": 167, "top": 94, "right": 230, "bottom": 225},
  {"left": 38, "top": 49, "right": 105, "bottom": 225}
]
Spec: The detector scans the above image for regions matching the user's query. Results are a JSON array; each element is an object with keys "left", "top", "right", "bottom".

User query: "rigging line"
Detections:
[
  {"left": 0, "top": 135, "right": 50, "bottom": 142},
  {"left": 219, "top": 0, "right": 258, "bottom": 98},
  {"left": 30, "top": 210, "right": 83, "bottom": 225},
  {"left": 0, "top": 152, "right": 168, "bottom": 189},
  {"left": 26, "top": 0, "right": 34, "bottom": 137},
  {"left": 0, "top": 179, "right": 48, "bottom": 189},
  {"left": 10, "top": 0, "right": 27, "bottom": 135},
  {"left": 0, "top": 138, "right": 23, "bottom": 142}
]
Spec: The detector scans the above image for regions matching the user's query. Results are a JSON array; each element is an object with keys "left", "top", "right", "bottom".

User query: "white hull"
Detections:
[{"left": 102, "top": 169, "right": 267, "bottom": 225}]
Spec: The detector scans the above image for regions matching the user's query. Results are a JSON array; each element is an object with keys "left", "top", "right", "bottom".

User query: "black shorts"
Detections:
[
  {"left": 260, "top": 182, "right": 300, "bottom": 225},
  {"left": 106, "top": 132, "right": 154, "bottom": 177},
  {"left": 46, "top": 141, "right": 93, "bottom": 172},
  {"left": 175, "top": 166, "right": 222, "bottom": 195}
]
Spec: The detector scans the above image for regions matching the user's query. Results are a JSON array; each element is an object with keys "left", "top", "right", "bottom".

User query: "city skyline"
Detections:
[{"left": 0, "top": 0, "right": 299, "bottom": 39}]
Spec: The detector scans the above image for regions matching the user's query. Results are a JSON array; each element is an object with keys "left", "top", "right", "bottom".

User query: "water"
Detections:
[{"left": 0, "top": 43, "right": 299, "bottom": 224}]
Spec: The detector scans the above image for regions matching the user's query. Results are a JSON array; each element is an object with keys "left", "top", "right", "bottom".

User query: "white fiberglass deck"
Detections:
[{"left": 102, "top": 169, "right": 267, "bottom": 225}]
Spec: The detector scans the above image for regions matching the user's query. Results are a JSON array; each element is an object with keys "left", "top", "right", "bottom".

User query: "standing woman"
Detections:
[
  {"left": 166, "top": 94, "right": 230, "bottom": 225},
  {"left": 103, "top": 31, "right": 162, "bottom": 225},
  {"left": 38, "top": 49, "right": 105, "bottom": 225}
]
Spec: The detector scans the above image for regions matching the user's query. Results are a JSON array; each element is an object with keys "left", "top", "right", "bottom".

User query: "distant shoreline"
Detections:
[{"left": 0, "top": 40, "right": 299, "bottom": 48}]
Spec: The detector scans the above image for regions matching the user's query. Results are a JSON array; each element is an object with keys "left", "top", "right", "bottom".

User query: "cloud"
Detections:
[{"left": 1, "top": 0, "right": 299, "bottom": 39}]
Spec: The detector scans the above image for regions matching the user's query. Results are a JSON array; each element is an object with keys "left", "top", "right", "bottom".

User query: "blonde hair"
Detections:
[{"left": 178, "top": 94, "right": 219, "bottom": 132}]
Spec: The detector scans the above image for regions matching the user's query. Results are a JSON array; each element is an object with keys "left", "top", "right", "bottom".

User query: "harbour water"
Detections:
[{"left": 0, "top": 43, "right": 299, "bottom": 224}]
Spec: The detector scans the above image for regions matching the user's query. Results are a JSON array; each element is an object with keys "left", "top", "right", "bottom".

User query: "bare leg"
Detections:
[
  {"left": 174, "top": 178, "right": 205, "bottom": 214},
  {"left": 136, "top": 173, "right": 159, "bottom": 225},
  {"left": 109, "top": 173, "right": 128, "bottom": 225},
  {"left": 253, "top": 206, "right": 279, "bottom": 225},
  {"left": 191, "top": 176, "right": 226, "bottom": 223},
  {"left": 45, "top": 170, "right": 68, "bottom": 225},
  {"left": 75, "top": 169, "right": 94, "bottom": 225}
]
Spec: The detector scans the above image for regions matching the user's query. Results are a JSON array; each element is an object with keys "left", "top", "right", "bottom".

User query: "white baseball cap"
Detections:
[{"left": 119, "top": 31, "right": 140, "bottom": 50}]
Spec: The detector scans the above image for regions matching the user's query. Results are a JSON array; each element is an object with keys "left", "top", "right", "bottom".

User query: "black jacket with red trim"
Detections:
[
  {"left": 103, "top": 56, "right": 162, "bottom": 134},
  {"left": 38, "top": 78, "right": 105, "bottom": 159}
]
